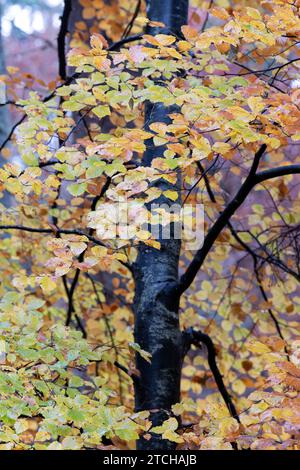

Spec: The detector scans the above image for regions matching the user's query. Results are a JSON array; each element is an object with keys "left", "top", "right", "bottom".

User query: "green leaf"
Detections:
[
  {"left": 56, "top": 86, "right": 72, "bottom": 96},
  {"left": 27, "top": 298, "right": 45, "bottom": 310},
  {"left": 86, "top": 164, "right": 105, "bottom": 179},
  {"left": 92, "top": 105, "right": 110, "bottom": 119},
  {"left": 68, "top": 409, "right": 85, "bottom": 423},
  {"left": 62, "top": 100, "right": 85, "bottom": 112},
  {"left": 22, "top": 153, "right": 38, "bottom": 166},
  {"left": 68, "top": 182, "right": 87, "bottom": 196}
]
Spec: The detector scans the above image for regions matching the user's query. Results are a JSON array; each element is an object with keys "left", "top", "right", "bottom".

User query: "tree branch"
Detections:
[
  {"left": 178, "top": 146, "right": 300, "bottom": 295},
  {"left": 182, "top": 328, "right": 240, "bottom": 422},
  {"left": 108, "top": 34, "right": 143, "bottom": 51},
  {"left": 255, "top": 165, "right": 300, "bottom": 183},
  {"left": 64, "top": 177, "right": 112, "bottom": 326},
  {"left": 122, "top": 0, "right": 141, "bottom": 39},
  {"left": 228, "top": 222, "right": 289, "bottom": 360},
  {"left": 0, "top": 34, "right": 141, "bottom": 150},
  {"left": 197, "top": 160, "right": 290, "bottom": 358},
  {"left": 0, "top": 225, "right": 106, "bottom": 247},
  {"left": 178, "top": 144, "right": 267, "bottom": 294}
]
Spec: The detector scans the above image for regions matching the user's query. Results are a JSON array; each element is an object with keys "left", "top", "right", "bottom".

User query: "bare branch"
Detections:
[
  {"left": 178, "top": 147, "right": 300, "bottom": 295},
  {"left": 0, "top": 225, "right": 106, "bottom": 247}
]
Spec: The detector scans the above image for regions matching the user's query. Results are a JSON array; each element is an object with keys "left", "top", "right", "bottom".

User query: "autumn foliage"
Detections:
[{"left": 0, "top": 0, "right": 300, "bottom": 450}]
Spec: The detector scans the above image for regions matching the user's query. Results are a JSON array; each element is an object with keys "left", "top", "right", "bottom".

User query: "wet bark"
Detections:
[{"left": 133, "top": 0, "right": 189, "bottom": 450}]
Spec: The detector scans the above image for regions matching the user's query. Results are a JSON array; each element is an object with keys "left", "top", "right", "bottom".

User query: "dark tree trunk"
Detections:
[
  {"left": 0, "top": 2, "right": 12, "bottom": 208},
  {"left": 0, "top": 2, "right": 8, "bottom": 146},
  {"left": 133, "top": 0, "right": 189, "bottom": 450}
]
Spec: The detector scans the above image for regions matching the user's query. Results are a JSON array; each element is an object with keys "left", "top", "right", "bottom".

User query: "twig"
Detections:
[
  {"left": 0, "top": 225, "right": 107, "bottom": 247},
  {"left": 122, "top": 0, "right": 142, "bottom": 39}
]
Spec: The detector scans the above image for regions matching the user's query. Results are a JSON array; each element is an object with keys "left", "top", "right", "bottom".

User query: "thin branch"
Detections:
[
  {"left": 232, "top": 58, "right": 300, "bottom": 77},
  {"left": 228, "top": 222, "right": 289, "bottom": 360},
  {"left": 114, "top": 360, "right": 133, "bottom": 377},
  {"left": 178, "top": 147, "right": 300, "bottom": 295},
  {"left": 198, "top": 160, "right": 290, "bottom": 355},
  {"left": 64, "top": 177, "right": 112, "bottom": 325},
  {"left": 66, "top": 267, "right": 81, "bottom": 326},
  {"left": 87, "top": 273, "right": 135, "bottom": 403},
  {"left": 0, "top": 115, "right": 26, "bottom": 151},
  {"left": 178, "top": 144, "right": 267, "bottom": 295},
  {"left": 182, "top": 328, "right": 240, "bottom": 423},
  {"left": 108, "top": 34, "right": 143, "bottom": 51},
  {"left": 0, "top": 73, "right": 80, "bottom": 151},
  {"left": 0, "top": 34, "right": 141, "bottom": 150},
  {"left": 196, "top": 160, "right": 217, "bottom": 203},
  {"left": 0, "top": 100, "right": 22, "bottom": 108},
  {"left": 0, "top": 225, "right": 106, "bottom": 247},
  {"left": 122, "top": 0, "right": 142, "bottom": 39},
  {"left": 201, "top": 0, "right": 213, "bottom": 33}
]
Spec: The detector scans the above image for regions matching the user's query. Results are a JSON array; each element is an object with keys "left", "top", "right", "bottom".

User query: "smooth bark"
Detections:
[{"left": 133, "top": 0, "right": 189, "bottom": 450}]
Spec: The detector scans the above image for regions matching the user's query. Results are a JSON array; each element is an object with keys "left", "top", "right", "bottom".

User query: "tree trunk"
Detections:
[
  {"left": 0, "top": 2, "right": 8, "bottom": 146},
  {"left": 133, "top": 0, "right": 189, "bottom": 450},
  {"left": 0, "top": 2, "right": 12, "bottom": 208}
]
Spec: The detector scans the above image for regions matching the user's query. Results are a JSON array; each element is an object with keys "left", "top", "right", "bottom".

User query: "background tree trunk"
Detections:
[
  {"left": 0, "top": 2, "right": 12, "bottom": 208},
  {"left": 0, "top": 2, "right": 8, "bottom": 146},
  {"left": 133, "top": 0, "right": 189, "bottom": 450}
]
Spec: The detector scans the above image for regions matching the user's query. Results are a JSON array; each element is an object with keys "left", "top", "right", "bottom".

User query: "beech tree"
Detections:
[{"left": 0, "top": 0, "right": 300, "bottom": 451}]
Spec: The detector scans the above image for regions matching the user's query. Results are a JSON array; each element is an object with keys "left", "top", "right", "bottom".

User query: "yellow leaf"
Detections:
[
  {"left": 136, "top": 230, "right": 151, "bottom": 240},
  {"left": 210, "top": 6, "right": 230, "bottom": 20},
  {"left": 61, "top": 436, "right": 82, "bottom": 450},
  {"left": 92, "top": 105, "right": 110, "bottom": 119},
  {"left": 162, "top": 429, "right": 184, "bottom": 443},
  {"left": 90, "top": 33, "right": 108, "bottom": 50},
  {"left": 143, "top": 34, "right": 176, "bottom": 47},
  {"left": 47, "top": 442, "right": 63, "bottom": 450},
  {"left": 218, "top": 417, "right": 240, "bottom": 438},
  {"left": 112, "top": 253, "right": 128, "bottom": 263},
  {"left": 0, "top": 340, "right": 6, "bottom": 358},
  {"left": 39, "top": 276, "right": 56, "bottom": 294},
  {"left": 248, "top": 96, "right": 264, "bottom": 115},
  {"left": 232, "top": 379, "right": 246, "bottom": 395},
  {"left": 212, "top": 142, "right": 232, "bottom": 156},
  {"left": 164, "top": 190, "right": 178, "bottom": 201},
  {"left": 82, "top": 7, "right": 95, "bottom": 20},
  {"left": 246, "top": 7, "right": 262, "bottom": 20},
  {"left": 248, "top": 340, "right": 271, "bottom": 355},
  {"left": 200, "top": 436, "right": 232, "bottom": 450},
  {"left": 177, "top": 40, "right": 192, "bottom": 52},
  {"left": 143, "top": 239, "right": 161, "bottom": 250},
  {"left": 152, "top": 417, "right": 178, "bottom": 434},
  {"left": 181, "top": 25, "right": 199, "bottom": 42},
  {"left": 135, "top": 16, "right": 149, "bottom": 26}
]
